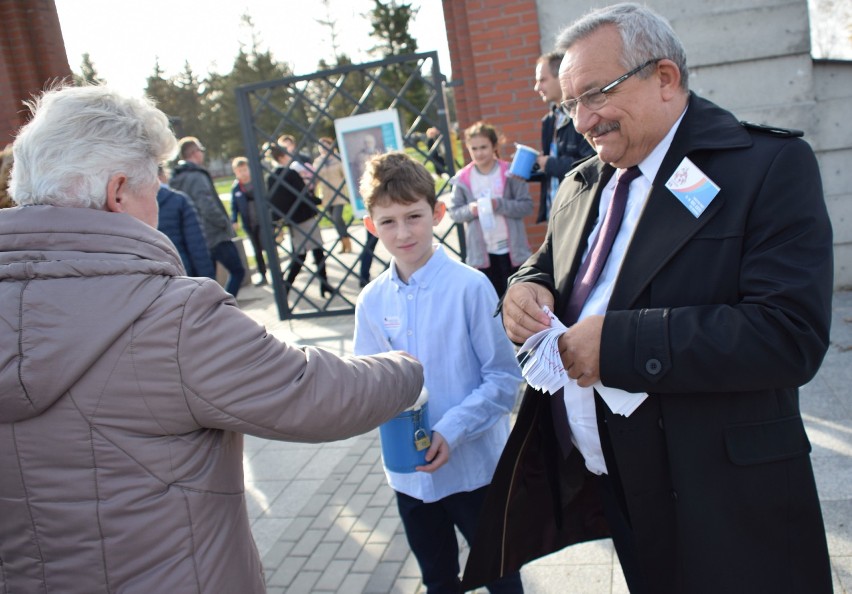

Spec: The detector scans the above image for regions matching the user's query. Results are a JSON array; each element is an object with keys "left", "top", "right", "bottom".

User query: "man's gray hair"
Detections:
[
  {"left": 555, "top": 2, "right": 689, "bottom": 90},
  {"left": 10, "top": 84, "right": 177, "bottom": 209}
]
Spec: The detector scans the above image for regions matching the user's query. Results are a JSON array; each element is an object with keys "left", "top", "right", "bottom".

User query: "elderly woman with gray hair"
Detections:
[{"left": 0, "top": 85, "right": 423, "bottom": 593}]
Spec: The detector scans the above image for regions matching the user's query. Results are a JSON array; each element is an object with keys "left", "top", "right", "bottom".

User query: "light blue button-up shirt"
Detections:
[{"left": 354, "top": 245, "right": 522, "bottom": 503}]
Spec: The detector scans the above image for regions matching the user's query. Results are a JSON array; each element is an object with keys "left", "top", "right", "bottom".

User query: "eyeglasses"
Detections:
[{"left": 560, "top": 58, "right": 661, "bottom": 119}]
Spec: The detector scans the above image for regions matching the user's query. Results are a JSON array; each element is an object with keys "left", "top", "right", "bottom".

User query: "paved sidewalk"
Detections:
[{"left": 236, "top": 282, "right": 852, "bottom": 593}]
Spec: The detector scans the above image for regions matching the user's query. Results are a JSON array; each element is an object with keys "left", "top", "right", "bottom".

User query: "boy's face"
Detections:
[
  {"left": 233, "top": 164, "right": 250, "bottom": 184},
  {"left": 365, "top": 196, "right": 445, "bottom": 281}
]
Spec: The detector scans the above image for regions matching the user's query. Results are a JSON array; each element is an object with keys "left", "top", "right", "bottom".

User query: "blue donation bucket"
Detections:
[
  {"left": 508, "top": 143, "right": 540, "bottom": 179},
  {"left": 379, "top": 388, "right": 430, "bottom": 473}
]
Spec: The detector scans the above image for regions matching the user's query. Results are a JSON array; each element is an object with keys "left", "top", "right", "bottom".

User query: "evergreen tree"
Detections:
[{"left": 73, "top": 53, "right": 104, "bottom": 86}]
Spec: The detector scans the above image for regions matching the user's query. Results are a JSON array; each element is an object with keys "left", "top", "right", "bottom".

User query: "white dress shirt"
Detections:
[{"left": 565, "top": 108, "right": 687, "bottom": 475}]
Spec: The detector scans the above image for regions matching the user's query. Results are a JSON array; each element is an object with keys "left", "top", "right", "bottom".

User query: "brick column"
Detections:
[
  {"left": 442, "top": 0, "right": 548, "bottom": 247},
  {"left": 0, "top": 0, "right": 71, "bottom": 146}
]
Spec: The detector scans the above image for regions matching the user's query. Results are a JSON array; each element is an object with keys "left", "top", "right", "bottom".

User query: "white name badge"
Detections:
[{"left": 665, "top": 157, "right": 720, "bottom": 218}]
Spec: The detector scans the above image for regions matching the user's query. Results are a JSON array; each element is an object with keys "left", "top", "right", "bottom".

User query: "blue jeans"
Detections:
[
  {"left": 396, "top": 486, "right": 524, "bottom": 594},
  {"left": 210, "top": 240, "right": 246, "bottom": 298}
]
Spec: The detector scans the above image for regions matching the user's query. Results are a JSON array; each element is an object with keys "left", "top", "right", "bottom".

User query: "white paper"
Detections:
[
  {"left": 477, "top": 196, "right": 495, "bottom": 230},
  {"left": 517, "top": 306, "right": 648, "bottom": 417}
]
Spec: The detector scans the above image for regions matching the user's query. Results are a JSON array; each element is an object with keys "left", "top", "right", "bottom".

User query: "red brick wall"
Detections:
[
  {"left": 0, "top": 0, "right": 71, "bottom": 147},
  {"left": 442, "top": 0, "right": 548, "bottom": 248}
]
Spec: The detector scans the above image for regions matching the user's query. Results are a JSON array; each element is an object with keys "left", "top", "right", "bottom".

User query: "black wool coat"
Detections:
[{"left": 462, "top": 93, "right": 834, "bottom": 594}]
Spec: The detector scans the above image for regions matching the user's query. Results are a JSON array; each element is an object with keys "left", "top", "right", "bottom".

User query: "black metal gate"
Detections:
[{"left": 235, "top": 51, "right": 463, "bottom": 320}]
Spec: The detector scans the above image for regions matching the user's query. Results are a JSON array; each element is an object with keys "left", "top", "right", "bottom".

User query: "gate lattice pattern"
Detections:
[{"left": 235, "top": 52, "right": 463, "bottom": 320}]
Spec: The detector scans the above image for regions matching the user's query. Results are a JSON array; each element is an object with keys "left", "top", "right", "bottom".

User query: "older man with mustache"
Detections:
[{"left": 463, "top": 3, "right": 834, "bottom": 593}]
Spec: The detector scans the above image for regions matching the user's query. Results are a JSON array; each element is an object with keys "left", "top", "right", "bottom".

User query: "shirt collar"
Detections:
[
  {"left": 390, "top": 244, "right": 449, "bottom": 289},
  {"left": 637, "top": 105, "right": 688, "bottom": 182}
]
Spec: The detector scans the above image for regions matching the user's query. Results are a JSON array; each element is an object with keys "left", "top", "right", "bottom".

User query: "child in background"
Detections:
[
  {"left": 354, "top": 152, "right": 524, "bottom": 593},
  {"left": 449, "top": 121, "right": 533, "bottom": 298}
]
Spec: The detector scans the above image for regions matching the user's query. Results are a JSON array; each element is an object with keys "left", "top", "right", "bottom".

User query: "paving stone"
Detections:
[
  {"left": 352, "top": 542, "right": 387, "bottom": 573},
  {"left": 344, "top": 463, "right": 372, "bottom": 485},
  {"left": 336, "top": 530, "right": 371, "bottom": 560},
  {"left": 329, "top": 482, "right": 358, "bottom": 506},
  {"left": 297, "top": 492, "right": 331, "bottom": 516},
  {"left": 363, "top": 561, "right": 402, "bottom": 593},
  {"left": 390, "top": 576, "right": 421, "bottom": 594},
  {"left": 356, "top": 473, "right": 385, "bottom": 495},
  {"left": 280, "top": 516, "right": 313, "bottom": 542},
  {"left": 266, "top": 555, "right": 306, "bottom": 587},
  {"left": 352, "top": 505, "right": 384, "bottom": 532},
  {"left": 291, "top": 528, "right": 325, "bottom": 557},
  {"left": 304, "top": 541, "right": 341, "bottom": 571},
  {"left": 314, "top": 559, "right": 354, "bottom": 591},
  {"left": 325, "top": 514, "right": 358, "bottom": 543},
  {"left": 311, "top": 504, "right": 344, "bottom": 530},
  {"left": 287, "top": 570, "right": 321, "bottom": 594},
  {"left": 367, "top": 517, "right": 401, "bottom": 545},
  {"left": 261, "top": 539, "right": 296, "bottom": 570},
  {"left": 339, "top": 492, "right": 372, "bottom": 517},
  {"left": 317, "top": 473, "right": 344, "bottom": 495},
  {"left": 336, "top": 572, "right": 371, "bottom": 594}
]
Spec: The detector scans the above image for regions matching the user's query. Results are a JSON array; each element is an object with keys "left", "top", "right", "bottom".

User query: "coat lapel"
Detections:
[{"left": 608, "top": 95, "right": 750, "bottom": 310}]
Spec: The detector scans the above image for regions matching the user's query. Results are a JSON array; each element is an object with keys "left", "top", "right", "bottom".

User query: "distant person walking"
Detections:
[
  {"left": 156, "top": 165, "right": 214, "bottom": 278},
  {"left": 170, "top": 137, "right": 245, "bottom": 298},
  {"left": 230, "top": 156, "right": 268, "bottom": 286},
  {"left": 313, "top": 137, "right": 352, "bottom": 254}
]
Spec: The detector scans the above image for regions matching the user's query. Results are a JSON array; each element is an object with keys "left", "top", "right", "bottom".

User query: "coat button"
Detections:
[
  {"left": 671, "top": 490, "right": 678, "bottom": 500},
  {"left": 658, "top": 417, "right": 664, "bottom": 430},
  {"left": 645, "top": 358, "right": 662, "bottom": 374}
]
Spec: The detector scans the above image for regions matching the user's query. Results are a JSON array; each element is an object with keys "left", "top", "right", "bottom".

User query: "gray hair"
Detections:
[
  {"left": 555, "top": 2, "right": 689, "bottom": 90},
  {"left": 10, "top": 84, "right": 177, "bottom": 209}
]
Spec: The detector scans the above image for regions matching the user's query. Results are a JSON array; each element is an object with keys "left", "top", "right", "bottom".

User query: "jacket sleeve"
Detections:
[
  {"left": 543, "top": 127, "right": 596, "bottom": 179},
  {"left": 186, "top": 173, "right": 230, "bottom": 233},
  {"left": 494, "top": 176, "right": 534, "bottom": 219},
  {"left": 177, "top": 281, "right": 424, "bottom": 442},
  {"left": 600, "top": 139, "right": 833, "bottom": 394},
  {"left": 180, "top": 198, "right": 215, "bottom": 278},
  {"left": 448, "top": 181, "right": 475, "bottom": 223},
  {"left": 229, "top": 185, "right": 240, "bottom": 224}
]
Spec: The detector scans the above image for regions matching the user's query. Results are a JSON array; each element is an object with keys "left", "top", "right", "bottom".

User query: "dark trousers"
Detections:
[
  {"left": 246, "top": 225, "right": 267, "bottom": 278},
  {"left": 396, "top": 486, "right": 524, "bottom": 594},
  {"left": 480, "top": 253, "right": 517, "bottom": 299},
  {"left": 359, "top": 231, "right": 379, "bottom": 284},
  {"left": 210, "top": 240, "right": 246, "bottom": 298}
]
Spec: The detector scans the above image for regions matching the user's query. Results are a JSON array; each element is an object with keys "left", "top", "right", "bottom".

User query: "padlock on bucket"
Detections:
[
  {"left": 508, "top": 143, "right": 540, "bottom": 179},
  {"left": 379, "top": 387, "right": 430, "bottom": 473}
]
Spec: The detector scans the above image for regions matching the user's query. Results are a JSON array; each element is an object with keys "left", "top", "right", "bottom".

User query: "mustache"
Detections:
[{"left": 587, "top": 121, "right": 620, "bottom": 140}]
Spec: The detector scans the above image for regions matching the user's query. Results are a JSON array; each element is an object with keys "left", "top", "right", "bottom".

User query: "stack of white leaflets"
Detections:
[
  {"left": 515, "top": 305, "right": 648, "bottom": 416},
  {"left": 516, "top": 305, "right": 569, "bottom": 395}
]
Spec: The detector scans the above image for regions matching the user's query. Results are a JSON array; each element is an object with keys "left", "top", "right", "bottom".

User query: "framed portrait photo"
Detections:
[{"left": 334, "top": 109, "right": 404, "bottom": 218}]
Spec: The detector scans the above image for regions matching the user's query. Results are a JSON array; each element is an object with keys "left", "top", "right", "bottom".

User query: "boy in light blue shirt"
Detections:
[{"left": 354, "top": 152, "right": 524, "bottom": 593}]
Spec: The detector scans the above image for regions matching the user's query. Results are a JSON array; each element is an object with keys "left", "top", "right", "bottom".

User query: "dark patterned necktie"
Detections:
[{"left": 552, "top": 165, "right": 642, "bottom": 457}]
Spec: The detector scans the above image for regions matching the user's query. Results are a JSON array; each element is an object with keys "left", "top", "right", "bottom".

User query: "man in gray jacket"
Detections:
[
  {"left": 171, "top": 136, "right": 246, "bottom": 297},
  {"left": 0, "top": 84, "right": 424, "bottom": 594}
]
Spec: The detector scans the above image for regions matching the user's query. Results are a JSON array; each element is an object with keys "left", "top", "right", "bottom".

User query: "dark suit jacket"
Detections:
[
  {"left": 462, "top": 93, "right": 834, "bottom": 594},
  {"left": 529, "top": 107, "right": 595, "bottom": 223}
]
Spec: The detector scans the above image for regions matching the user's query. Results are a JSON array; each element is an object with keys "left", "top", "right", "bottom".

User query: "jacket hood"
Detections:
[{"left": 0, "top": 206, "right": 184, "bottom": 423}]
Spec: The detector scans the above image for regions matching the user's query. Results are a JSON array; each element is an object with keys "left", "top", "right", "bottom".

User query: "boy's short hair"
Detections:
[
  {"left": 360, "top": 151, "right": 436, "bottom": 212},
  {"left": 231, "top": 156, "right": 248, "bottom": 170}
]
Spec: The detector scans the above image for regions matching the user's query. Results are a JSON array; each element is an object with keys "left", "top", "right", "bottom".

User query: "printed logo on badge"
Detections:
[
  {"left": 665, "top": 157, "right": 720, "bottom": 218},
  {"left": 383, "top": 316, "right": 401, "bottom": 330}
]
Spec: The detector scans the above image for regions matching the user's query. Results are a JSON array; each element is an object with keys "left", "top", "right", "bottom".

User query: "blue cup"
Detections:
[
  {"left": 509, "top": 143, "right": 540, "bottom": 179},
  {"left": 379, "top": 389, "right": 430, "bottom": 473}
]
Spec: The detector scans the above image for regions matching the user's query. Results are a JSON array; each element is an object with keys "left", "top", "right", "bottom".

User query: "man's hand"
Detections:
[
  {"left": 502, "top": 282, "right": 554, "bottom": 343},
  {"left": 536, "top": 155, "right": 549, "bottom": 170},
  {"left": 558, "top": 315, "right": 604, "bottom": 387},
  {"left": 416, "top": 431, "right": 449, "bottom": 473}
]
